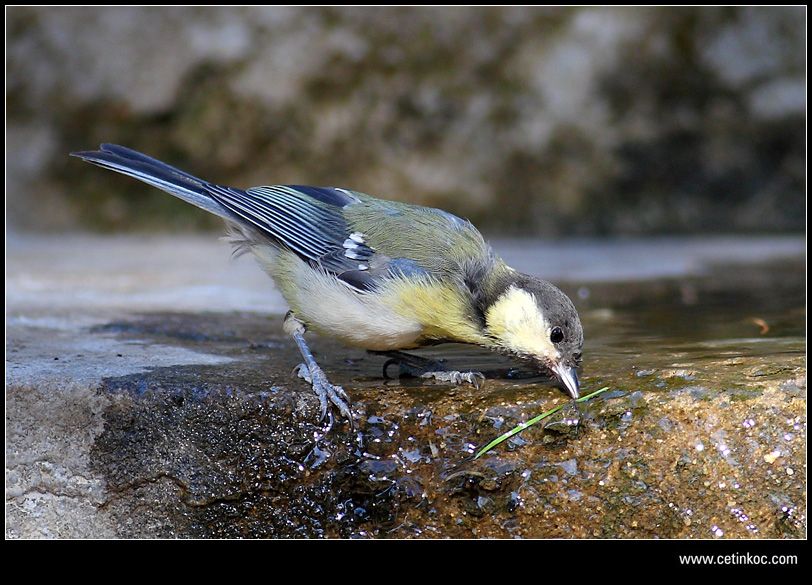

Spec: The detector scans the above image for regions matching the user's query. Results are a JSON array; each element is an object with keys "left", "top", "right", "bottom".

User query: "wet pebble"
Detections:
[
  {"left": 543, "top": 404, "right": 581, "bottom": 438},
  {"left": 400, "top": 449, "right": 422, "bottom": 464},
  {"left": 508, "top": 435, "right": 529, "bottom": 448},
  {"left": 680, "top": 385, "right": 712, "bottom": 400},
  {"left": 507, "top": 491, "right": 523, "bottom": 512},
  {"left": 558, "top": 459, "right": 578, "bottom": 476},
  {"left": 359, "top": 458, "right": 399, "bottom": 476},
  {"left": 763, "top": 449, "right": 780, "bottom": 464},
  {"left": 567, "top": 489, "right": 583, "bottom": 502},
  {"left": 657, "top": 416, "right": 675, "bottom": 432},
  {"left": 477, "top": 496, "right": 496, "bottom": 513}
]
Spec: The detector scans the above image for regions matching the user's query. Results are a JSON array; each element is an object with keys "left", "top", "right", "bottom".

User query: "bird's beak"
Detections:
[{"left": 552, "top": 362, "right": 580, "bottom": 399}]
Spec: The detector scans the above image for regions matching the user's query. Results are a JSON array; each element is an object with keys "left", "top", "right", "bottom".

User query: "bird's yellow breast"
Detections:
[{"left": 380, "top": 277, "right": 490, "bottom": 346}]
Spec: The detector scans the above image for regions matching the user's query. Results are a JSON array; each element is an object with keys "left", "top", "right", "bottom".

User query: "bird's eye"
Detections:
[{"left": 550, "top": 326, "right": 564, "bottom": 343}]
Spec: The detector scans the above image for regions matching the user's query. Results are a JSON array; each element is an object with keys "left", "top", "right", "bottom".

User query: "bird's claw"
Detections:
[
  {"left": 419, "top": 370, "right": 486, "bottom": 389},
  {"left": 295, "top": 363, "right": 354, "bottom": 427},
  {"left": 380, "top": 354, "right": 484, "bottom": 388}
]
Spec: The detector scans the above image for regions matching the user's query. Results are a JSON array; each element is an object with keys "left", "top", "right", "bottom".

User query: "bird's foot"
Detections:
[
  {"left": 419, "top": 370, "right": 485, "bottom": 388},
  {"left": 295, "top": 363, "right": 354, "bottom": 426},
  {"left": 379, "top": 352, "right": 484, "bottom": 388}
]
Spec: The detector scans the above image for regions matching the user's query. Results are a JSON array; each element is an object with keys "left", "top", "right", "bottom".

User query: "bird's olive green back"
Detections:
[{"left": 342, "top": 191, "right": 493, "bottom": 277}]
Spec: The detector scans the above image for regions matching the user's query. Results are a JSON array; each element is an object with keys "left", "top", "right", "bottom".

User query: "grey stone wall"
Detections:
[{"left": 7, "top": 6, "right": 805, "bottom": 235}]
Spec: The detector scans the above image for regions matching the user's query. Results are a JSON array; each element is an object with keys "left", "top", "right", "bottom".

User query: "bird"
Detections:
[{"left": 71, "top": 144, "right": 584, "bottom": 425}]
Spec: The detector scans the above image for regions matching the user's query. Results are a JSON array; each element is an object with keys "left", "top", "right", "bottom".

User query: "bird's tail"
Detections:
[{"left": 69, "top": 144, "right": 233, "bottom": 221}]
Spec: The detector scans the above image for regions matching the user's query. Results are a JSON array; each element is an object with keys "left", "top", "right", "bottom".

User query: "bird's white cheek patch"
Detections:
[{"left": 486, "top": 286, "right": 559, "bottom": 361}]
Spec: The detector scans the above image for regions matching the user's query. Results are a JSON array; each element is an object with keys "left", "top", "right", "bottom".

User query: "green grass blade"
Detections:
[{"left": 473, "top": 386, "right": 610, "bottom": 459}]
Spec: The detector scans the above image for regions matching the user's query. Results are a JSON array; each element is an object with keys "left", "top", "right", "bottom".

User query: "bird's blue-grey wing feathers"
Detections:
[
  {"left": 71, "top": 144, "right": 413, "bottom": 290},
  {"left": 205, "top": 184, "right": 375, "bottom": 273}
]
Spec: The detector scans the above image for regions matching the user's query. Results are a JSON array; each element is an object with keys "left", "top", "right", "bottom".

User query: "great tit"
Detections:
[{"left": 71, "top": 144, "right": 584, "bottom": 423}]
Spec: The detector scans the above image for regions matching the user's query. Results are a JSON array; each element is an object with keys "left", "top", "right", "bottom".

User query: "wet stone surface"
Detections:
[
  {"left": 6, "top": 249, "right": 806, "bottom": 538},
  {"left": 22, "top": 304, "right": 807, "bottom": 537}
]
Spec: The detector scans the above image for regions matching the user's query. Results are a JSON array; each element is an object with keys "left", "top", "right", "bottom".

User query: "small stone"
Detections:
[
  {"left": 763, "top": 450, "right": 780, "bottom": 464},
  {"left": 558, "top": 459, "right": 578, "bottom": 476}
]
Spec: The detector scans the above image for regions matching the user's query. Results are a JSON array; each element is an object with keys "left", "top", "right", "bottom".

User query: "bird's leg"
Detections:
[
  {"left": 371, "top": 350, "right": 485, "bottom": 388},
  {"left": 284, "top": 312, "right": 354, "bottom": 426},
  {"left": 372, "top": 350, "right": 446, "bottom": 376}
]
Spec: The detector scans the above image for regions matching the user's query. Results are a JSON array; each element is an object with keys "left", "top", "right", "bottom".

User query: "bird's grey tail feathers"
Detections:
[
  {"left": 69, "top": 144, "right": 233, "bottom": 221},
  {"left": 71, "top": 144, "right": 354, "bottom": 266}
]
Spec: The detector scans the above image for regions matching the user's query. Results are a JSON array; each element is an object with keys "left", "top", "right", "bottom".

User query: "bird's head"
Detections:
[{"left": 484, "top": 276, "right": 583, "bottom": 398}]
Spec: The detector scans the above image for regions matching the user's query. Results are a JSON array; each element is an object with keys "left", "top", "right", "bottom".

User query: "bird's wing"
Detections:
[
  {"left": 206, "top": 184, "right": 367, "bottom": 267},
  {"left": 207, "top": 184, "right": 491, "bottom": 292},
  {"left": 208, "top": 184, "right": 407, "bottom": 290}
]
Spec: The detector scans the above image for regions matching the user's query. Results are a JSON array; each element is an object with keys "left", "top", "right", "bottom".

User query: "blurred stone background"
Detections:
[{"left": 6, "top": 6, "right": 805, "bottom": 236}]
